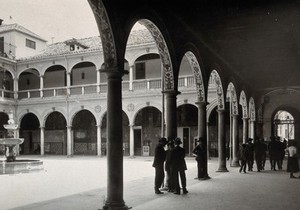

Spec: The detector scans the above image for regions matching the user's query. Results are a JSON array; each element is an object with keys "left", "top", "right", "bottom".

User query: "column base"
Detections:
[
  {"left": 231, "top": 161, "right": 240, "bottom": 167},
  {"left": 216, "top": 168, "right": 229, "bottom": 172},
  {"left": 101, "top": 204, "right": 131, "bottom": 210},
  {"left": 198, "top": 175, "right": 211, "bottom": 180}
]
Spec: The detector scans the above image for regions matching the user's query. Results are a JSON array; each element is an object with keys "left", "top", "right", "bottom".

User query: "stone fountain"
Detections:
[{"left": 0, "top": 110, "right": 43, "bottom": 174}]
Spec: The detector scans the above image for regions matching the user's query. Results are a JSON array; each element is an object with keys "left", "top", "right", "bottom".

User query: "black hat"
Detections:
[
  {"left": 174, "top": 137, "right": 182, "bottom": 145},
  {"left": 159, "top": 137, "right": 167, "bottom": 144}
]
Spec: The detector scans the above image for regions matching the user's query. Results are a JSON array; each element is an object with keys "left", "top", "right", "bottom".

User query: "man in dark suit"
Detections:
[
  {"left": 192, "top": 137, "right": 207, "bottom": 179},
  {"left": 171, "top": 137, "right": 188, "bottom": 195},
  {"left": 152, "top": 137, "right": 167, "bottom": 194}
]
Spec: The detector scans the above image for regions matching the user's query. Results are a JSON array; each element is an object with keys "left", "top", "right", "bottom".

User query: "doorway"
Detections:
[{"left": 134, "top": 127, "right": 142, "bottom": 155}]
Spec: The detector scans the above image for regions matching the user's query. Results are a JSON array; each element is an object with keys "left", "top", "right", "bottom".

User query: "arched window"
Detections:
[{"left": 274, "top": 110, "right": 294, "bottom": 140}]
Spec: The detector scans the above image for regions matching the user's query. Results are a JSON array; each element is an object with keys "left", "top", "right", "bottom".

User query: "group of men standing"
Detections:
[{"left": 152, "top": 137, "right": 188, "bottom": 195}]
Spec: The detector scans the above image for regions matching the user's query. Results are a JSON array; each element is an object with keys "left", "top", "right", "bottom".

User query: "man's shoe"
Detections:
[
  {"left": 183, "top": 188, "right": 188, "bottom": 194},
  {"left": 290, "top": 175, "right": 296, "bottom": 179},
  {"left": 174, "top": 191, "right": 180, "bottom": 195},
  {"left": 155, "top": 190, "right": 164, "bottom": 194}
]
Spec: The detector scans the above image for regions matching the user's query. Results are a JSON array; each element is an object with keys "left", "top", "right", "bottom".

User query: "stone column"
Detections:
[
  {"left": 163, "top": 90, "right": 179, "bottom": 140},
  {"left": 129, "top": 65, "right": 134, "bottom": 91},
  {"left": 97, "top": 124, "right": 101, "bottom": 156},
  {"left": 67, "top": 125, "right": 72, "bottom": 156},
  {"left": 66, "top": 72, "right": 71, "bottom": 95},
  {"left": 102, "top": 68, "right": 128, "bottom": 210},
  {"left": 40, "top": 127, "right": 45, "bottom": 156},
  {"left": 195, "top": 101, "right": 209, "bottom": 178},
  {"left": 242, "top": 117, "right": 249, "bottom": 143},
  {"left": 40, "top": 75, "right": 44, "bottom": 98},
  {"left": 129, "top": 124, "right": 134, "bottom": 157},
  {"left": 13, "top": 78, "right": 19, "bottom": 99},
  {"left": 216, "top": 109, "right": 228, "bottom": 172},
  {"left": 97, "top": 69, "right": 101, "bottom": 93},
  {"left": 231, "top": 114, "right": 240, "bottom": 167},
  {"left": 249, "top": 120, "right": 255, "bottom": 139}
]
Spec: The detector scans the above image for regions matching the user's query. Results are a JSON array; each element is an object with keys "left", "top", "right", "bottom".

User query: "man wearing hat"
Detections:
[
  {"left": 170, "top": 137, "right": 188, "bottom": 195},
  {"left": 152, "top": 137, "right": 168, "bottom": 194},
  {"left": 192, "top": 137, "right": 207, "bottom": 179}
]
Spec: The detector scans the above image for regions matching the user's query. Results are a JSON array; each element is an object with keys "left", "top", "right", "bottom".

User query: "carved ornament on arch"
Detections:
[
  {"left": 185, "top": 51, "right": 205, "bottom": 102},
  {"left": 140, "top": 19, "right": 174, "bottom": 90},
  {"left": 88, "top": 0, "right": 117, "bottom": 68},
  {"left": 127, "top": 103, "right": 135, "bottom": 112},
  {"left": 212, "top": 71, "right": 224, "bottom": 110}
]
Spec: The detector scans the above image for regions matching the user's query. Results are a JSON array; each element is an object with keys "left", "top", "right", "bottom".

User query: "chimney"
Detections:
[{"left": 0, "top": 19, "right": 3, "bottom": 25}]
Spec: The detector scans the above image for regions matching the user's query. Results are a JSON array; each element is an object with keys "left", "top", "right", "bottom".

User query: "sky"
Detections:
[{"left": 0, "top": 0, "right": 106, "bottom": 43}]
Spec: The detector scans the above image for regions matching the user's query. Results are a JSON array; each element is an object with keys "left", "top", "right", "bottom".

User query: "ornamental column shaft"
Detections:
[
  {"left": 231, "top": 114, "right": 240, "bottom": 167},
  {"left": 196, "top": 101, "right": 209, "bottom": 178},
  {"left": 164, "top": 90, "right": 179, "bottom": 140},
  {"left": 242, "top": 118, "right": 249, "bottom": 144},
  {"left": 103, "top": 68, "right": 127, "bottom": 210},
  {"left": 217, "top": 109, "right": 228, "bottom": 172},
  {"left": 40, "top": 127, "right": 45, "bottom": 156}
]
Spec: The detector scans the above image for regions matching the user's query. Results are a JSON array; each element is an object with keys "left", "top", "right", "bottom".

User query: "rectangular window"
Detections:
[
  {"left": 26, "top": 38, "right": 36, "bottom": 49},
  {"left": 135, "top": 62, "right": 145, "bottom": 80}
]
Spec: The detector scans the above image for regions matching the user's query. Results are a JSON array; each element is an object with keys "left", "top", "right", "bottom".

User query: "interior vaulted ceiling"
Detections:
[{"left": 105, "top": 0, "right": 300, "bottom": 93}]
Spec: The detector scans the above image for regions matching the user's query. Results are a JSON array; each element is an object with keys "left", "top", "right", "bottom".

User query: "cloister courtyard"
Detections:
[{"left": 1, "top": 155, "right": 299, "bottom": 210}]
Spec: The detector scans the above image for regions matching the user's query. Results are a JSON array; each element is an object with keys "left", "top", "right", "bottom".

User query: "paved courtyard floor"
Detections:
[{"left": 1, "top": 155, "right": 300, "bottom": 210}]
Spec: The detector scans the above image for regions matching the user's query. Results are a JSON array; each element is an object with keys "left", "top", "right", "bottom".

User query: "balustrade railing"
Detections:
[{"left": 2, "top": 75, "right": 199, "bottom": 101}]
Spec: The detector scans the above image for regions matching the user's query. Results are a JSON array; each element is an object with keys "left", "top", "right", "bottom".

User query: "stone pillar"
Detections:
[
  {"left": 129, "top": 65, "right": 134, "bottom": 91},
  {"left": 206, "top": 121, "right": 210, "bottom": 159},
  {"left": 164, "top": 90, "right": 179, "bottom": 140},
  {"left": 13, "top": 78, "right": 19, "bottom": 99},
  {"left": 129, "top": 124, "right": 134, "bottom": 157},
  {"left": 40, "top": 127, "right": 45, "bottom": 156},
  {"left": 249, "top": 120, "right": 255, "bottom": 139},
  {"left": 97, "top": 124, "right": 101, "bottom": 156},
  {"left": 40, "top": 75, "right": 44, "bottom": 98},
  {"left": 67, "top": 126, "right": 72, "bottom": 156},
  {"left": 97, "top": 69, "right": 101, "bottom": 93},
  {"left": 216, "top": 109, "right": 228, "bottom": 172},
  {"left": 242, "top": 117, "right": 249, "bottom": 143},
  {"left": 66, "top": 72, "right": 71, "bottom": 95},
  {"left": 231, "top": 114, "right": 240, "bottom": 167},
  {"left": 102, "top": 68, "right": 128, "bottom": 210},
  {"left": 195, "top": 101, "right": 210, "bottom": 178}
]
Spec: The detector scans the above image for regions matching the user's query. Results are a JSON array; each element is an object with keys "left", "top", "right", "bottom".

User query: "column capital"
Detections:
[
  {"left": 195, "top": 101, "right": 207, "bottom": 107},
  {"left": 100, "top": 68, "right": 129, "bottom": 78},
  {"left": 40, "top": 75, "right": 45, "bottom": 78},
  {"left": 162, "top": 89, "right": 181, "bottom": 96},
  {"left": 242, "top": 117, "right": 249, "bottom": 120},
  {"left": 231, "top": 113, "right": 239, "bottom": 118},
  {"left": 217, "top": 109, "right": 225, "bottom": 113},
  {"left": 66, "top": 125, "right": 72, "bottom": 129},
  {"left": 40, "top": 126, "right": 45, "bottom": 129}
]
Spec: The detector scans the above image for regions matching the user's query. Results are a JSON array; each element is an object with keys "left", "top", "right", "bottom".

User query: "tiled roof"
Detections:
[
  {"left": 0, "top": 23, "right": 47, "bottom": 42},
  {"left": 18, "top": 29, "right": 155, "bottom": 61}
]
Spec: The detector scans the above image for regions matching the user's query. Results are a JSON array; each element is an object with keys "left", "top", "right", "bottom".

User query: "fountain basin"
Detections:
[
  {"left": 0, "top": 159, "right": 44, "bottom": 175},
  {"left": 0, "top": 138, "right": 24, "bottom": 146}
]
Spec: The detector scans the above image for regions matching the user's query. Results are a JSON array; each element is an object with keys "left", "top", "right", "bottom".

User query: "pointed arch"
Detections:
[{"left": 226, "top": 82, "right": 238, "bottom": 115}]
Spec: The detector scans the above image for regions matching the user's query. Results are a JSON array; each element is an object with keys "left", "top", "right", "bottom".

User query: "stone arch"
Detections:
[
  {"left": 249, "top": 97, "right": 256, "bottom": 121},
  {"left": 226, "top": 82, "right": 238, "bottom": 115},
  {"left": 88, "top": 0, "right": 117, "bottom": 68},
  {"left": 182, "top": 51, "right": 205, "bottom": 102},
  {"left": 70, "top": 61, "right": 97, "bottom": 86},
  {"left": 131, "top": 102, "right": 162, "bottom": 126},
  {"left": 41, "top": 109, "right": 67, "bottom": 128},
  {"left": 208, "top": 70, "right": 225, "bottom": 110},
  {"left": 239, "top": 90, "right": 248, "bottom": 118},
  {"left": 137, "top": 19, "right": 175, "bottom": 91}
]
